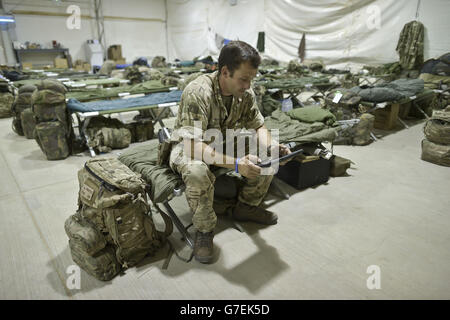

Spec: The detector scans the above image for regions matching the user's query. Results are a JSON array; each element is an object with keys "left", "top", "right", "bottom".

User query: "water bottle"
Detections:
[{"left": 281, "top": 98, "right": 293, "bottom": 112}]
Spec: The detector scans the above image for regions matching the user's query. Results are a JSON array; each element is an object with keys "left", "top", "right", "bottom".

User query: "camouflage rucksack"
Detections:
[
  {"left": 423, "top": 107, "right": 450, "bottom": 145},
  {"left": 11, "top": 85, "right": 36, "bottom": 135},
  {"left": 352, "top": 113, "right": 374, "bottom": 146},
  {"left": 124, "top": 66, "right": 143, "bottom": 84},
  {"left": 151, "top": 56, "right": 167, "bottom": 68},
  {"left": 66, "top": 157, "right": 173, "bottom": 280},
  {"left": 32, "top": 80, "right": 72, "bottom": 160},
  {"left": 85, "top": 116, "right": 132, "bottom": 153}
]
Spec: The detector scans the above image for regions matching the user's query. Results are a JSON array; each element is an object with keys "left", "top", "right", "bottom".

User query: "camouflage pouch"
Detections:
[
  {"left": 421, "top": 139, "right": 450, "bottom": 167},
  {"left": 69, "top": 240, "right": 121, "bottom": 281},
  {"left": 352, "top": 113, "right": 374, "bottom": 146},
  {"left": 77, "top": 158, "right": 172, "bottom": 270},
  {"left": 0, "top": 92, "right": 14, "bottom": 118},
  {"left": 35, "top": 79, "right": 67, "bottom": 94},
  {"left": 330, "top": 155, "right": 352, "bottom": 177},
  {"left": 18, "top": 85, "right": 37, "bottom": 94},
  {"left": 16, "top": 92, "right": 34, "bottom": 106},
  {"left": 33, "top": 103, "right": 67, "bottom": 123},
  {"left": 64, "top": 212, "right": 107, "bottom": 256},
  {"left": 35, "top": 121, "right": 70, "bottom": 160},
  {"left": 31, "top": 89, "right": 66, "bottom": 105},
  {"left": 424, "top": 108, "right": 450, "bottom": 145},
  {"left": 12, "top": 117, "right": 24, "bottom": 136},
  {"left": 21, "top": 108, "right": 37, "bottom": 139}
]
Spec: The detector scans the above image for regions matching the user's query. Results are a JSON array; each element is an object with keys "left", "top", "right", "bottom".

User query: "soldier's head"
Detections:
[{"left": 218, "top": 40, "right": 260, "bottom": 98}]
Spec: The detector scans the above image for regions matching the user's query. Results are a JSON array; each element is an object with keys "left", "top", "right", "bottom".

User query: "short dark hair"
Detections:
[{"left": 218, "top": 40, "right": 261, "bottom": 76}]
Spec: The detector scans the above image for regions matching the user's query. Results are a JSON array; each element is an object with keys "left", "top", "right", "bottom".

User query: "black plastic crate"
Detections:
[{"left": 275, "top": 157, "right": 330, "bottom": 190}]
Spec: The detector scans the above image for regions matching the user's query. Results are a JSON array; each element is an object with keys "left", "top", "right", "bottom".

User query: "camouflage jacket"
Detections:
[
  {"left": 396, "top": 20, "right": 424, "bottom": 70},
  {"left": 173, "top": 71, "right": 265, "bottom": 144}
]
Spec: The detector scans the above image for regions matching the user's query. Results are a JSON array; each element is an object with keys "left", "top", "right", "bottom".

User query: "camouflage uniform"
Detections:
[
  {"left": 169, "top": 71, "right": 273, "bottom": 233},
  {"left": 396, "top": 21, "right": 424, "bottom": 70}
]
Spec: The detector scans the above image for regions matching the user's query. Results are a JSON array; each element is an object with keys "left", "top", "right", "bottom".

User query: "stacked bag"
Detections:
[
  {"left": 421, "top": 106, "right": 450, "bottom": 167},
  {"left": 0, "top": 78, "right": 14, "bottom": 119},
  {"left": 65, "top": 157, "right": 172, "bottom": 281},
  {"left": 12, "top": 85, "right": 37, "bottom": 138},
  {"left": 32, "top": 80, "right": 73, "bottom": 160}
]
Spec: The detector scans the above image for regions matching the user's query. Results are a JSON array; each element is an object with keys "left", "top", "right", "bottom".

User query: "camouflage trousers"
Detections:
[{"left": 169, "top": 142, "right": 273, "bottom": 233}]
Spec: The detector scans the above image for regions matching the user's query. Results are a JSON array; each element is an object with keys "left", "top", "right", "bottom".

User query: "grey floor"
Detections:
[{"left": 0, "top": 115, "right": 449, "bottom": 300}]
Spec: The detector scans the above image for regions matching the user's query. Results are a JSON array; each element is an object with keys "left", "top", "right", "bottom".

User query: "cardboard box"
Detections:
[
  {"left": 54, "top": 58, "right": 68, "bottom": 69},
  {"left": 114, "top": 58, "right": 126, "bottom": 65},
  {"left": 83, "top": 63, "right": 91, "bottom": 72},
  {"left": 22, "top": 62, "right": 33, "bottom": 69},
  {"left": 107, "top": 45, "right": 123, "bottom": 61}
]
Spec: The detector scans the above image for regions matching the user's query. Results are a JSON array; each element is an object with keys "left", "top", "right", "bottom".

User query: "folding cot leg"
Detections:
[
  {"left": 163, "top": 201, "right": 194, "bottom": 249},
  {"left": 397, "top": 117, "right": 409, "bottom": 129},
  {"left": 78, "top": 113, "right": 97, "bottom": 157},
  {"left": 412, "top": 100, "right": 430, "bottom": 119}
]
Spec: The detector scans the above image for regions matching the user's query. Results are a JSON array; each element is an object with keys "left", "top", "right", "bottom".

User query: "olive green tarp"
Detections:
[
  {"left": 13, "top": 75, "right": 108, "bottom": 88},
  {"left": 63, "top": 78, "right": 127, "bottom": 88},
  {"left": 66, "top": 80, "right": 173, "bottom": 102},
  {"left": 255, "top": 76, "right": 330, "bottom": 90}
]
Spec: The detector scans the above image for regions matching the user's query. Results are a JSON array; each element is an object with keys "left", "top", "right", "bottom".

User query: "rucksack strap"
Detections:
[{"left": 153, "top": 202, "right": 173, "bottom": 238}]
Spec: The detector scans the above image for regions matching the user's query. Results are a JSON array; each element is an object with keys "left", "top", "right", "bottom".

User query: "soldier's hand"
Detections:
[
  {"left": 269, "top": 144, "right": 292, "bottom": 166},
  {"left": 279, "top": 144, "right": 292, "bottom": 166},
  {"left": 237, "top": 154, "right": 261, "bottom": 179}
]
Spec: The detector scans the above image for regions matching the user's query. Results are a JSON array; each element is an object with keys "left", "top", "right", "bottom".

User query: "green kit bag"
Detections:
[{"left": 34, "top": 121, "right": 70, "bottom": 160}]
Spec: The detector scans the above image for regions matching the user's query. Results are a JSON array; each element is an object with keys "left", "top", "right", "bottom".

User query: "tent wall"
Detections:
[
  {"left": 3, "top": 0, "right": 449, "bottom": 67},
  {"left": 4, "top": 0, "right": 167, "bottom": 64},
  {"left": 167, "top": 0, "right": 450, "bottom": 67}
]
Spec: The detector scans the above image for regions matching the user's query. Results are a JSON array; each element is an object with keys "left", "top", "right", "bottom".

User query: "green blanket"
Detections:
[
  {"left": 117, "top": 140, "right": 183, "bottom": 203},
  {"left": 287, "top": 106, "right": 336, "bottom": 125},
  {"left": 264, "top": 109, "right": 339, "bottom": 144}
]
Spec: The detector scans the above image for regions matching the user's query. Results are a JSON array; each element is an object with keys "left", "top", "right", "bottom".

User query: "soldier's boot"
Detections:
[
  {"left": 194, "top": 231, "right": 214, "bottom": 264},
  {"left": 232, "top": 201, "right": 278, "bottom": 225}
]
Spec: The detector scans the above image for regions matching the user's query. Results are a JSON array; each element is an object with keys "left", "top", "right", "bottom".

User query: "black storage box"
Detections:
[{"left": 275, "top": 157, "right": 330, "bottom": 190}]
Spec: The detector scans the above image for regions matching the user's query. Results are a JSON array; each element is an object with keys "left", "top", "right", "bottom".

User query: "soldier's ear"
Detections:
[{"left": 221, "top": 66, "right": 229, "bottom": 78}]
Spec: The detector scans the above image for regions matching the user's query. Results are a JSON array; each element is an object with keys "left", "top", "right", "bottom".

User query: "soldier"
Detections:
[{"left": 169, "top": 41, "right": 291, "bottom": 264}]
